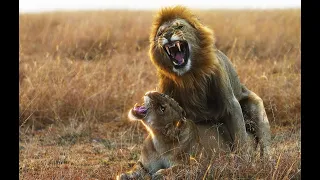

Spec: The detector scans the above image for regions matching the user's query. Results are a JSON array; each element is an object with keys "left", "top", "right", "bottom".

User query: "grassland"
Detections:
[{"left": 19, "top": 8, "right": 301, "bottom": 179}]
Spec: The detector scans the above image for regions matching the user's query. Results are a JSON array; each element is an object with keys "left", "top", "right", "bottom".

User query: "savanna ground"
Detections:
[{"left": 19, "top": 8, "right": 301, "bottom": 179}]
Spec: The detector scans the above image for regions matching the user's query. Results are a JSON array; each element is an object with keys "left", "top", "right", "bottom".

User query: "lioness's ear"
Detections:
[{"left": 181, "top": 109, "right": 186, "bottom": 117}]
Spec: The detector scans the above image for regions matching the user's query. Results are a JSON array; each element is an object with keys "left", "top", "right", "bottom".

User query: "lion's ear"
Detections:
[
  {"left": 196, "top": 17, "right": 202, "bottom": 23},
  {"left": 189, "top": 17, "right": 203, "bottom": 30},
  {"left": 181, "top": 109, "right": 186, "bottom": 117}
]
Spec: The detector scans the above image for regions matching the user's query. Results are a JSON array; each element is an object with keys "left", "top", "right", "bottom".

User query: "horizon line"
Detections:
[{"left": 19, "top": 6, "right": 301, "bottom": 14}]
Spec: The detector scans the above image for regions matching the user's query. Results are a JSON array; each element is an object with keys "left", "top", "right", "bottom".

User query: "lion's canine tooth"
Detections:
[
  {"left": 173, "top": 61, "right": 178, "bottom": 65},
  {"left": 165, "top": 46, "right": 170, "bottom": 55},
  {"left": 177, "top": 42, "right": 181, "bottom": 52}
]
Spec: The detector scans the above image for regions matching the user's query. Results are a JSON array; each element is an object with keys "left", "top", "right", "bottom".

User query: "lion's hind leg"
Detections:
[{"left": 239, "top": 89, "right": 272, "bottom": 158}]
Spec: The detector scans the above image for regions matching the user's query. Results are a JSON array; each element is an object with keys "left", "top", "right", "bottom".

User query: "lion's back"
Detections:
[{"left": 215, "top": 49, "right": 248, "bottom": 100}]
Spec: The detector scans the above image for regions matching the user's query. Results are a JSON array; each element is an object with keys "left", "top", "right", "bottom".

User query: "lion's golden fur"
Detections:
[
  {"left": 149, "top": 6, "right": 233, "bottom": 122},
  {"left": 148, "top": 5, "right": 272, "bottom": 157}
]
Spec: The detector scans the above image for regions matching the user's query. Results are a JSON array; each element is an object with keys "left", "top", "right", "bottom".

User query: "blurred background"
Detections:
[{"left": 19, "top": 0, "right": 301, "bottom": 13}]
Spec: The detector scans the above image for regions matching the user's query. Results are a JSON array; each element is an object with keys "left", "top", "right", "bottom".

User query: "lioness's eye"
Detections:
[{"left": 160, "top": 105, "right": 165, "bottom": 112}]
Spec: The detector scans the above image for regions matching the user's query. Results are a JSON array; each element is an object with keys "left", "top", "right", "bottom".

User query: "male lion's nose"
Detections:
[{"left": 164, "top": 31, "right": 173, "bottom": 41}]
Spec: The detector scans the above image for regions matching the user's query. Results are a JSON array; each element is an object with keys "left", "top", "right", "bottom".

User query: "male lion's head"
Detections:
[
  {"left": 128, "top": 91, "right": 186, "bottom": 130},
  {"left": 149, "top": 6, "right": 216, "bottom": 78}
]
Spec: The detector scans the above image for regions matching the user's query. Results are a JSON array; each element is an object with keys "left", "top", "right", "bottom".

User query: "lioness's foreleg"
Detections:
[
  {"left": 117, "top": 161, "right": 151, "bottom": 180},
  {"left": 240, "top": 90, "right": 271, "bottom": 157},
  {"left": 152, "top": 164, "right": 185, "bottom": 180}
]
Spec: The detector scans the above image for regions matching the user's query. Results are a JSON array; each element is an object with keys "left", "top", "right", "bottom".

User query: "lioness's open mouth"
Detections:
[
  {"left": 163, "top": 40, "right": 189, "bottom": 68},
  {"left": 131, "top": 103, "right": 148, "bottom": 119}
]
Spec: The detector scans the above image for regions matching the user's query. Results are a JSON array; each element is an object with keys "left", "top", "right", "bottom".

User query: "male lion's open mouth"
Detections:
[
  {"left": 131, "top": 103, "right": 148, "bottom": 119},
  {"left": 163, "top": 40, "right": 189, "bottom": 68}
]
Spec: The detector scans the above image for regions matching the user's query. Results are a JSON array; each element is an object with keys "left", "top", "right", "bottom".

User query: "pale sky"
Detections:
[{"left": 19, "top": 0, "right": 301, "bottom": 13}]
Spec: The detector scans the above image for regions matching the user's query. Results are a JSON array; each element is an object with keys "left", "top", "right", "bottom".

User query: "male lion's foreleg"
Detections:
[
  {"left": 240, "top": 90, "right": 271, "bottom": 157},
  {"left": 224, "top": 97, "right": 248, "bottom": 151}
]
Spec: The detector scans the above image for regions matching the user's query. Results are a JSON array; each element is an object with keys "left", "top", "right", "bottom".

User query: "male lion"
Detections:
[
  {"left": 149, "top": 6, "right": 271, "bottom": 156},
  {"left": 118, "top": 91, "right": 239, "bottom": 180}
]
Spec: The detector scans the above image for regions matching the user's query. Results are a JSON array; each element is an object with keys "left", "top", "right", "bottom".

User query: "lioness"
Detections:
[{"left": 118, "top": 91, "right": 239, "bottom": 180}]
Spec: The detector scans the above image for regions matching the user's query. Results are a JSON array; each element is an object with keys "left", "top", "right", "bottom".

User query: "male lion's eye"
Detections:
[
  {"left": 157, "top": 27, "right": 165, "bottom": 36},
  {"left": 176, "top": 25, "right": 183, "bottom": 29}
]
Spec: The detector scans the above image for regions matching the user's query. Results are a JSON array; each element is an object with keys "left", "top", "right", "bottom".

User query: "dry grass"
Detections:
[
  {"left": 20, "top": 121, "right": 300, "bottom": 180},
  {"left": 19, "top": 8, "right": 300, "bottom": 179}
]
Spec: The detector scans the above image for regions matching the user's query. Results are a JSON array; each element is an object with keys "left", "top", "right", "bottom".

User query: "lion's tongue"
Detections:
[
  {"left": 133, "top": 106, "right": 147, "bottom": 115},
  {"left": 174, "top": 52, "right": 184, "bottom": 65}
]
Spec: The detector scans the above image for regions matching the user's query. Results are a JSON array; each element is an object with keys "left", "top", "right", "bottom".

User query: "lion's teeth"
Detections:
[
  {"left": 177, "top": 42, "right": 181, "bottom": 52},
  {"left": 173, "top": 61, "right": 178, "bottom": 65},
  {"left": 165, "top": 46, "right": 170, "bottom": 55}
]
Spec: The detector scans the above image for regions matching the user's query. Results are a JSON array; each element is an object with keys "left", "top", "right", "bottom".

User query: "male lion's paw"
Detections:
[{"left": 260, "top": 147, "right": 273, "bottom": 163}]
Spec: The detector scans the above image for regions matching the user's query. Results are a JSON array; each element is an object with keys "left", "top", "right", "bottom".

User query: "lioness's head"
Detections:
[
  {"left": 128, "top": 91, "right": 186, "bottom": 130},
  {"left": 149, "top": 6, "right": 215, "bottom": 77}
]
